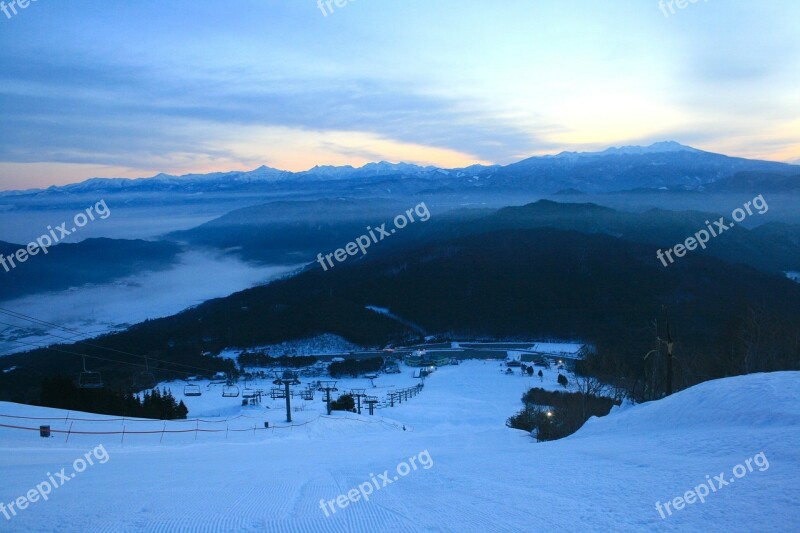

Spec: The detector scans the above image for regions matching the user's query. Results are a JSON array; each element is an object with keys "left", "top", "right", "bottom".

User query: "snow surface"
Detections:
[
  {"left": 365, "top": 306, "right": 426, "bottom": 333},
  {"left": 529, "top": 342, "right": 584, "bottom": 356},
  {"left": 241, "top": 334, "right": 363, "bottom": 358},
  {"left": 0, "top": 363, "right": 797, "bottom": 532},
  {"left": 549, "top": 141, "right": 701, "bottom": 159}
]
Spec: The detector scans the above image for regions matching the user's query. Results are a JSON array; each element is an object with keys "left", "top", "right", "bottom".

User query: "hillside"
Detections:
[
  {"left": 169, "top": 199, "right": 800, "bottom": 274},
  {"left": 2, "top": 226, "right": 798, "bottom": 403},
  {"left": 0, "top": 366, "right": 796, "bottom": 531},
  {"left": 706, "top": 171, "right": 800, "bottom": 192}
]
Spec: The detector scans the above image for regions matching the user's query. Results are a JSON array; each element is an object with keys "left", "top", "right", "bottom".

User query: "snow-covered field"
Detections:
[
  {"left": 218, "top": 334, "right": 363, "bottom": 361},
  {"left": 0, "top": 362, "right": 797, "bottom": 532}
]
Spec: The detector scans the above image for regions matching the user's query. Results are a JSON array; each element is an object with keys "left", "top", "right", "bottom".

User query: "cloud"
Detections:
[
  {"left": 0, "top": 0, "right": 798, "bottom": 188},
  {"left": 0, "top": 53, "right": 546, "bottom": 175}
]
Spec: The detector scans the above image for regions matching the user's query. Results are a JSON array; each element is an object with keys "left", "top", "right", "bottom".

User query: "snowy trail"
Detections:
[{"left": 0, "top": 363, "right": 798, "bottom": 532}]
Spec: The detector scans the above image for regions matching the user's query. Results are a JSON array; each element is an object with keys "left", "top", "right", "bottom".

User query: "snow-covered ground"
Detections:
[
  {"left": 365, "top": 306, "right": 426, "bottom": 333},
  {"left": 529, "top": 342, "right": 584, "bottom": 355},
  {"left": 452, "top": 341, "right": 585, "bottom": 357},
  {"left": 0, "top": 362, "right": 797, "bottom": 532},
  {"left": 218, "top": 334, "right": 364, "bottom": 361}
]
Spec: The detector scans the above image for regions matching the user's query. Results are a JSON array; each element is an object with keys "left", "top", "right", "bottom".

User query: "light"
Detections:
[{"left": 546, "top": 411, "right": 553, "bottom": 417}]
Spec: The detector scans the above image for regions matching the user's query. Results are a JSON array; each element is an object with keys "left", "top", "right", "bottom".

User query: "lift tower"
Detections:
[{"left": 273, "top": 370, "right": 301, "bottom": 422}]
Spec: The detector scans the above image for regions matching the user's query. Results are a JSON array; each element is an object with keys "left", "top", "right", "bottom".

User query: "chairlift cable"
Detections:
[
  {"left": 2, "top": 338, "right": 201, "bottom": 378},
  {"left": 0, "top": 308, "right": 224, "bottom": 375}
]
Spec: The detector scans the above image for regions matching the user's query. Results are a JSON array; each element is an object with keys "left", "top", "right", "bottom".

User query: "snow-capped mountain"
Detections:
[
  {"left": 298, "top": 161, "right": 438, "bottom": 180},
  {"left": 2, "top": 142, "right": 797, "bottom": 198},
  {"left": 548, "top": 140, "right": 704, "bottom": 159},
  {"left": 44, "top": 166, "right": 293, "bottom": 194}
]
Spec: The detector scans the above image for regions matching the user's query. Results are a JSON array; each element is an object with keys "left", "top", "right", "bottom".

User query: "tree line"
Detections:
[{"left": 39, "top": 377, "right": 188, "bottom": 420}]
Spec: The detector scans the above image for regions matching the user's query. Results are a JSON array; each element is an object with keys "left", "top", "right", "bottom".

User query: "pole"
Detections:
[
  {"left": 285, "top": 381, "right": 292, "bottom": 422},
  {"left": 666, "top": 341, "right": 673, "bottom": 396},
  {"left": 664, "top": 306, "right": 674, "bottom": 396}
]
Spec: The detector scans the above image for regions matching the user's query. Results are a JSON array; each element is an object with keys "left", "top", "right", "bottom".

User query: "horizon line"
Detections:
[{"left": 1, "top": 140, "right": 798, "bottom": 194}]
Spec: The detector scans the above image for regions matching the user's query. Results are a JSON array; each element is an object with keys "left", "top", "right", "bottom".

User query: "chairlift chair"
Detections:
[
  {"left": 222, "top": 385, "right": 240, "bottom": 398},
  {"left": 316, "top": 381, "right": 338, "bottom": 393},
  {"left": 184, "top": 384, "right": 202, "bottom": 397},
  {"left": 78, "top": 356, "right": 104, "bottom": 389},
  {"left": 242, "top": 388, "right": 256, "bottom": 399},
  {"left": 133, "top": 357, "right": 156, "bottom": 390}
]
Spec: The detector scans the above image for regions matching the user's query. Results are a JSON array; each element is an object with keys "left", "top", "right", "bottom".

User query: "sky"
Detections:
[{"left": 0, "top": 0, "right": 798, "bottom": 190}]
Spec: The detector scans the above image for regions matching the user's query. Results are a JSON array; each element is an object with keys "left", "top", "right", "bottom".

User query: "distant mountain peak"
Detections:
[
  {"left": 299, "top": 161, "right": 437, "bottom": 180},
  {"left": 358, "top": 161, "right": 436, "bottom": 172},
  {"left": 603, "top": 140, "right": 703, "bottom": 155},
  {"left": 551, "top": 141, "right": 703, "bottom": 159}
]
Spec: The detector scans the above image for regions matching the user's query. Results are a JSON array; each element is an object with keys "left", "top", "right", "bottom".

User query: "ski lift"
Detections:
[
  {"left": 78, "top": 355, "right": 103, "bottom": 389},
  {"left": 273, "top": 369, "right": 301, "bottom": 385},
  {"left": 133, "top": 357, "right": 156, "bottom": 390},
  {"left": 270, "top": 387, "right": 286, "bottom": 399},
  {"left": 184, "top": 384, "right": 202, "bottom": 397},
  {"left": 222, "top": 384, "right": 240, "bottom": 398},
  {"left": 242, "top": 388, "right": 257, "bottom": 399}
]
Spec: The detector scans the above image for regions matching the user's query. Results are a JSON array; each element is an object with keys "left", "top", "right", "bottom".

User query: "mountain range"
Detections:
[{"left": 3, "top": 142, "right": 798, "bottom": 197}]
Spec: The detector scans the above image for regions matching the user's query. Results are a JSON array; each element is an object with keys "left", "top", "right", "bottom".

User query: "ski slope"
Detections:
[{"left": 0, "top": 362, "right": 797, "bottom": 532}]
